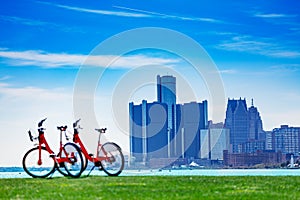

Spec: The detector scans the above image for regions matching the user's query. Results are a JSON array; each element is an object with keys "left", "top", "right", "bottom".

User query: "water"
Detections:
[{"left": 2, "top": 168, "right": 300, "bottom": 178}]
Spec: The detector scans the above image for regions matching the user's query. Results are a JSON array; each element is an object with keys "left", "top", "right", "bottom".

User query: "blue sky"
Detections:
[{"left": 0, "top": 0, "right": 300, "bottom": 166}]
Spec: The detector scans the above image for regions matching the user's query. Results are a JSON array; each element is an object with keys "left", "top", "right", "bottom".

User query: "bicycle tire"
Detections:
[
  {"left": 82, "top": 151, "right": 88, "bottom": 172},
  {"left": 99, "top": 142, "right": 124, "bottom": 176},
  {"left": 56, "top": 152, "right": 69, "bottom": 177},
  {"left": 22, "top": 147, "right": 56, "bottom": 178},
  {"left": 62, "top": 143, "right": 84, "bottom": 178}
]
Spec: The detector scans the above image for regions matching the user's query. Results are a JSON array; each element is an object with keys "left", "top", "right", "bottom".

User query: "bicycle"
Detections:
[
  {"left": 70, "top": 119, "right": 124, "bottom": 176},
  {"left": 22, "top": 118, "right": 84, "bottom": 178}
]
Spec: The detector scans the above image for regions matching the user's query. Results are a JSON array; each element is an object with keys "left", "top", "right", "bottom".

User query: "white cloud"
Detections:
[
  {"left": 0, "top": 15, "right": 84, "bottom": 33},
  {"left": 0, "top": 75, "right": 12, "bottom": 81},
  {"left": 49, "top": 3, "right": 151, "bottom": 18},
  {"left": 42, "top": 2, "right": 224, "bottom": 23},
  {"left": 114, "top": 6, "right": 224, "bottom": 23},
  {"left": 216, "top": 35, "right": 300, "bottom": 58},
  {"left": 254, "top": 13, "right": 297, "bottom": 18},
  {"left": 0, "top": 15, "right": 50, "bottom": 26},
  {"left": 0, "top": 49, "right": 180, "bottom": 68}
]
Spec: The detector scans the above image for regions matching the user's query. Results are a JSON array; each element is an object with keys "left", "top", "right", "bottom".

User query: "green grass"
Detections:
[{"left": 1, "top": 176, "right": 300, "bottom": 199}]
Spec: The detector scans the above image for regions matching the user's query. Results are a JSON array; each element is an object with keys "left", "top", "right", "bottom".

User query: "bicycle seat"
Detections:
[
  {"left": 95, "top": 128, "right": 107, "bottom": 133},
  {"left": 57, "top": 126, "right": 67, "bottom": 131}
]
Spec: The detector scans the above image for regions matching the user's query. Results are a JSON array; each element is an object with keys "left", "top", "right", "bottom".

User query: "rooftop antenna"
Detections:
[{"left": 251, "top": 98, "right": 254, "bottom": 107}]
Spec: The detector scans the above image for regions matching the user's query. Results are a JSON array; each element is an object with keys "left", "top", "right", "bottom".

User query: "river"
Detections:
[{"left": 2, "top": 168, "right": 300, "bottom": 179}]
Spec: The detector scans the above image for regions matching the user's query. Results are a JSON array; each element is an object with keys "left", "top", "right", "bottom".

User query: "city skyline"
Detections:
[
  {"left": 129, "top": 74, "right": 209, "bottom": 166},
  {"left": 129, "top": 75, "right": 300, "bottom": 167},
  {"left": 0, "top": 0, "right": 300, "bottom": 166}
]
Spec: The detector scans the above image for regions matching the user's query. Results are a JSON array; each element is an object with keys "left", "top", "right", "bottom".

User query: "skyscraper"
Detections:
[
  {"left": 129, "top": 74, "right": 209, "bottom": 166},
  {"left": 200, "top": 122, "right": 230, "bottom": 160},
  {"left": 129, "top": 100, "right": 168, "bottom": 162},
  {"left": 248, "top": 99, "right": 264, "bottom": 140},
  {"left": 224, "top": 98, "right": 249, "bottom": 153},
  {"left": 157, "top": 75, "right": 176, "bottom": 130},
  {"left": 176, "top": 101, "right": 208, "bottom": 159},
  {"left": 225, "top": 98, "right": 266, "bottom": 153},
  {"left": 157, "top": 75, "right": 176, "bottom": 157}
]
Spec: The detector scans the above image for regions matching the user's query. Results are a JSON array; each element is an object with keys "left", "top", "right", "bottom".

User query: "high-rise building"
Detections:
[
  {"left": 129, "top": 100, "right": 168, "bottom": 162},
  {"left": 200, "top": 122, "right": 230, "bottom": 160},
  {"left": 129, "top": 74, "right": 209, "bottom": 165},
  {"left": 157, "top": 75, "right": 177, "bottom": 158},
  {"left": 273, "top": 125, "right": 300, "bottom": 156},
  {"left": 157, "top": 75, "right": 176, "bottom": 130},
  {"left": 176, "top": 101, "right": 208, "bottom": 159},
  {"left": 248, "top": 99, "right": 264, "bottom": 140},
  {"left": 224, "top": 98, "right": 266, "bottom": 153},
  {"left": 265, "top": 131, "right": 273, "bottom": 150},
  {"left": 224, "top": 98, "right": 249, "bottom": 153}
]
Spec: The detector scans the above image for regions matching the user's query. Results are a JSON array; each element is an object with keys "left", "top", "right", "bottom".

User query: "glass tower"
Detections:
[
  {"left": 157, "top": 75, "right": 176, "bottom": 157},
  {"left": 224, "top": 98, "right": 249, "bottom": 153}
]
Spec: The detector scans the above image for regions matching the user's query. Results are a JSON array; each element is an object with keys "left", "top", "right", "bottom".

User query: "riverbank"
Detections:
[{"left": 2, "top": 168, "right": 300, "bottom": 179}]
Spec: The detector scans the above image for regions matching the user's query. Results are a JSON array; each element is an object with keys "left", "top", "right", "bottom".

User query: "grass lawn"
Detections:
[{"left": 1, "top": 176, "right": 300, "bottom": 199}]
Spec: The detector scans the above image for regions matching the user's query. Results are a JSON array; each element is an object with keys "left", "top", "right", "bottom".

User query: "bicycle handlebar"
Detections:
[
  {"left": 38, "top": 118, "right": 47, "bottom": 127},
  {"left": 57, "top": 126, "right": 67, "bottom": 131},
  {"left": 28, "top": 130, "right": 34, "bottom": 142},
  {"left": 73, "top": 119, "right": 81, "bottom": 128},
  {"left": 95, "top": 128, "right": 107, "bottom": 133}
]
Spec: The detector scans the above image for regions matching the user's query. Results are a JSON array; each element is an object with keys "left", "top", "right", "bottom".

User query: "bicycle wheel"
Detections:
[
  {"left": 99, "top": 142, "right": 124, "bottom": 176},
  {"left": 56, "top": 152, "right": 69, "bottom": 177},
  {"left": 61, "top": 143, "right": 84, "bottom": 178},
  {"left": 22, "top": 147, "right": 56, "bottom": 178}
]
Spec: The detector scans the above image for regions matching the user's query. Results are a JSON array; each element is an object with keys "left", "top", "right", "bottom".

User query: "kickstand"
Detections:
[
  {"left": 87, "top": 165, "right": 95, "bottom": 177},
  {"left": 48, "top": 171, "right": 55, "bottom": 179}
]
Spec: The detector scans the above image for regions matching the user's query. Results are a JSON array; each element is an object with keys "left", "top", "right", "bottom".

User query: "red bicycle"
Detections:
[
  {"left": 70, "top": 119, "right": 124, "bottom": 176},
  {"left": 22, "top": 118, "right": 84, "bottom": 178}
]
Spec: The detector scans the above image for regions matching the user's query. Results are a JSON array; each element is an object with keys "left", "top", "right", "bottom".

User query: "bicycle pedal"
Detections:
[
  {"left": 88, "top": 153, "right": 94, "bottom": 157},
  {"left": 95, "top": 161, "right": 101, "bottom": 167},
  {"left": 49, "top": 154, "right": 56, "bottom": 158}
]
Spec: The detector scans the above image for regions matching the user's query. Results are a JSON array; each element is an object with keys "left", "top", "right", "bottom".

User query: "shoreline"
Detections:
[{"left": 1, "top": 168, "right": 300, "bottom": 179}]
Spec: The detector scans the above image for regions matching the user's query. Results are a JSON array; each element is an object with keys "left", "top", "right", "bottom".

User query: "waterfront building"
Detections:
[
  {"left": 242, "top": 140, "right": 266, "bottom": 153},
  {"left": 157, "top": 75, "right": 177, "bottom": 157},
  {"left": 223, "top": 150, "right": 284, "bottom": 167},
  {"left": 176, "top": 101, "right": 208, "bottom": 159},
  {"left": 273, "top": 125, "right": 300, "bottom": 156},
  {"left": 129, "top": 75, "right": 209, "bottom": 165},
  {"left": 200, "top": 122, "right": 230, "bottom": 160},
  {"left": 265, "top": 131, "right": 273, "bottom": 150},
  {"left": 224, "top": 98, "right": 249, "bottom": 153},
  {"left": 248, "top": 99, "right": 265, "bottom": 140},
  {"left": 129, "top": 100, "right": 168, "bottom": 162},
  {"left": 224, "top": 98, "right": 266, "bottom": 153}
]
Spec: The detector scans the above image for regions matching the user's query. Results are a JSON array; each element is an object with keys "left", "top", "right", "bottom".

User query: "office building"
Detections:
[
  {"left": 129, "top": 75, "right": 209, "bottom": 165},
  {"left": 224, "top": 98, "right": 266, "bottom": 153},
  {"left": 273, "top": 125, "right": 300, "bottom": 156},
  {"left": 157, "top": 75, "right": 177, "bottom": 157},
  {"left": 248, "top": 99, "right": 265, "bottom": 140},
  {"left": 176, "top": 101, "right": 208, "bottom": 159},
  {"left": 200, "top": 122, "right": 230, "bottom": 160},
  {"left": 223, "top": 150, "right": 284, "bottom": 167},
  {"left": 224, "top": 98, "right": 249, "bottom": 153},
  {"left": 129, "top": 100, "right": 168, "bottom": 162}
]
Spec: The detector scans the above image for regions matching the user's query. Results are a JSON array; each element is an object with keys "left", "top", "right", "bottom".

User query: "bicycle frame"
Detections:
[
  {"left": 36, "top": 128, "right": 74, "bottom": 167},
  {"left": 72, "top": 130, "right": 109, "bottom": 165},
  {"left": 71, "top": 119, "right": 124, "bottom": 176}
]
